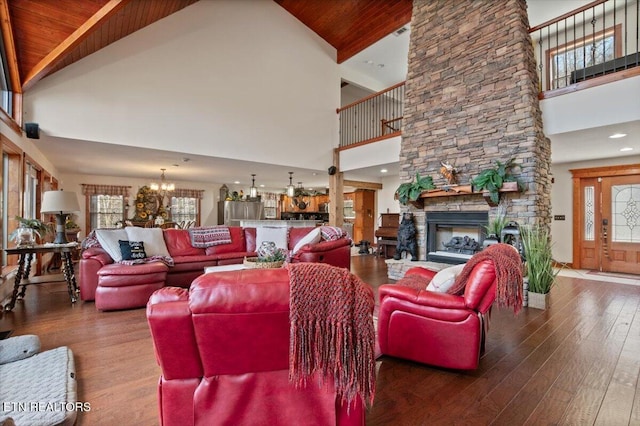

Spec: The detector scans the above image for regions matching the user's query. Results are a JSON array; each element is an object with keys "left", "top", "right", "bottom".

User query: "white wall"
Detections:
[
  {"left": 550, "top": 155, "right": 640, "bottom": 263},
  {"left": 23, "top": 0, "right": 340, "bottom": 171},
  {"left": 1, "top": 122, "right": 58, "bottom": 176}
]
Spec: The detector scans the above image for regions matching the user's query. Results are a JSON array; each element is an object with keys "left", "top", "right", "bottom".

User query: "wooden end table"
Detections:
[{"left": 3, "top": 244, "right": 79, "bottom": 311}]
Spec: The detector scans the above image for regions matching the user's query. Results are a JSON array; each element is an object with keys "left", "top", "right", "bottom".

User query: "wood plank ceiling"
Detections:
[{"left": 4, "top": 0, "right": 412, "bottom": 93}]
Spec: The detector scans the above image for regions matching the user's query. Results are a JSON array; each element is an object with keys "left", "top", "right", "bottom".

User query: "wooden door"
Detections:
[
  {"left": 600, "top": 175, "right": 640, "bottom": 274},
  {"left": 574, "top": 165, "right": 640, "bottom": 273}
]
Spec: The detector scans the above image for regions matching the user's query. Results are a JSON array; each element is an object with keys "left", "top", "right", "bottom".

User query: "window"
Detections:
[
  {"left": 0, "top": 30, "right": 12, "bottom": 116},
  {"left": 170, "top": 197, "right": 197, "bottom": 223},
  {"left": 82, "top": 184, "right": 130, "bottom": 233},
  {"left": 89, "top": 195, "right": 124, "bottom": 230},
  {"left": 547, "top": 25, "right": 621, "bottom": 90},
  {"left": 23, "top": 162, "right": 39, "bottom": 220},
  {"left": 170, "top": 189, "right": 203, "bottom": 226}
]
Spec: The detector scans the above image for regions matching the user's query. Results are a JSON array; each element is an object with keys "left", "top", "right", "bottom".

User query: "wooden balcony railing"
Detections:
[
  {"left": 530, "top": 0, "right": 640, "bottom": 98},
  {"left": 338, "top": 82, "right": 404, "bottom": 149},
  {"left": 338, "top": 0, "right": 639, "bottom": 147}
]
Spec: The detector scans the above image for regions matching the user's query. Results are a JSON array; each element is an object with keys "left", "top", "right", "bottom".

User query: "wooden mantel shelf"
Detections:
[{"left": 407, "top": 182, "right": 519, "bottom": 209}]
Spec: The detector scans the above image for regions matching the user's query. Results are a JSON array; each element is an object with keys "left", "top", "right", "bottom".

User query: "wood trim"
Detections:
[
  {"left": 338, "top": 131, "right": 401, "bottom": 151},
  {"left": 539, "top": 66, "right": 640, "bottom": 99},
  {"left": 529, "top": 0, "right": 607, "bottom": 33},
  {"left": 336, "top": 81, "right": 405, "bottom": 113},
  {"left": 572, "top": 175, "right": 583, "bottom": 269},
  {"left": 0, "top": 0, "right": 22, "bottom": 94},
  {"left": 343, "top": 180, "right": 383, "bottom": 190},
  {"left": 0, "top": 107, "right": 22, "bottom": 135},
  {"left": 1, "top": 132, "right": 22, "bottom": 154},
  {"left": 21, "top": 0, "right": 131, "bottom": 91},
  {"left": 570, "top": 163, "right": 640, "bottom": 178}
]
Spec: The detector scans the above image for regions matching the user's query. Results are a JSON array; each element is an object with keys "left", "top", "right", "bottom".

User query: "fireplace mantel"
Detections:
[{"left": 408, "top": 182, "right": 519, "bottom": 209}]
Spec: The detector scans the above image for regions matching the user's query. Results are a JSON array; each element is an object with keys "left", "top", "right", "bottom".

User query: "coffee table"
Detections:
[{"left": 204, "top": 264, "right": 247, "bottom": 274}]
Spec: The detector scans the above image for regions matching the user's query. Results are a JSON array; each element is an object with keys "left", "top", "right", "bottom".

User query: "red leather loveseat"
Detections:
[
  {"left": 80, "top": 226, "right": 351, "bottom": 311},
  {"left": 146, "top": 268, "right": 366, "bottom": 426}
]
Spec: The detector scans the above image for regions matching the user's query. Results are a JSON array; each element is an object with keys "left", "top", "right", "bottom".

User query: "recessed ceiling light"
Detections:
[
  {"left": 381, "top": 169, "right": 388, "bottom": 173},
  {"left": 233, "top": 181, "right": 240, "bottom": 184},
  {"left": 620, "top": 147, "right": 633, "bottom": 152},
  {"left": 609, "top": 133, "right": 627, "bottom": 139},
  {"left": 259, "top": 184, "right": 265, "bottom": 188}
]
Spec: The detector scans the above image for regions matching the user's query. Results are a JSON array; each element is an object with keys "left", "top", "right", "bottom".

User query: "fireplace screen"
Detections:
[{"left": 426, "top": 211, "right": 488, "bottom": 264}]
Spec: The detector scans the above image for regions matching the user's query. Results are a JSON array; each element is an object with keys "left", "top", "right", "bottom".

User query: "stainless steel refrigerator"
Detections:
[{"left": 218, "top": 201, "right": 265, "bottom": 226}]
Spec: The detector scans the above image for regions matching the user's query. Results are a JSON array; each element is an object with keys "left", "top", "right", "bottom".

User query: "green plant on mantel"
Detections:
[
  {"left": 521, "top": 224, "right": 557, "bottom": 294},
  {"left": 395, "top": 173, "right": 435, "bottom": 205},
  {"left": 471, "top": 158, "right": 524, "bottom": 205}
]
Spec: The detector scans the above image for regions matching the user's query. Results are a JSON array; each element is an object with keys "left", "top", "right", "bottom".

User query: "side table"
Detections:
[{"left": 3, "top": 243, "right": 79, "bottom": 311}]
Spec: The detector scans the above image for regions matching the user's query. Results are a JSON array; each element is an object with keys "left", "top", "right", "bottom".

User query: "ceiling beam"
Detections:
[
  {"left": 343, "top": 180, "right": 383, "bottom": 190},
  {"left": 21, "top": 0, "right": 131, "bottom": 91}
]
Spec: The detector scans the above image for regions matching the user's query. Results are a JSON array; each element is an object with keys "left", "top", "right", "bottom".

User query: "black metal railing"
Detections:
[
  {"left": 338, "top": 82, "right": 405, "bottom": 148},
  {"left": 529, "top": 0, "right": 639, "bottom": 93}
]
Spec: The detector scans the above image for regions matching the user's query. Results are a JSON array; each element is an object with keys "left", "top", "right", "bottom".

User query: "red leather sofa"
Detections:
[
  {"left": 146, "top": 268, "right": 365, "bottom": 426},
  {"left": 377, "top": 260, "right": 497, "bottom": 370},
  {"left": 80, "top": 226, "right": 351, "bottom": 311}
]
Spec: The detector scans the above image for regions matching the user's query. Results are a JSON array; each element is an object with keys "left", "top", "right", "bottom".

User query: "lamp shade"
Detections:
[{"left": 41, "top": 190, "right": 80, "bottom": 213}]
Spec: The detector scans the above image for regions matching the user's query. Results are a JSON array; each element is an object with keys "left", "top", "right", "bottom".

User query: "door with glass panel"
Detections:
[{"left": 600, "top": 175, "right": 640, "bottom": 274}]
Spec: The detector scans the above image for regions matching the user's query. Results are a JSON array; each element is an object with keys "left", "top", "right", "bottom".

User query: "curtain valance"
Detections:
[
  {"left": 173, "top": 188, "right": 204, "bottom": 199},
  {"left": 81, "top": 184, "right": 130, "bottom": 197}
]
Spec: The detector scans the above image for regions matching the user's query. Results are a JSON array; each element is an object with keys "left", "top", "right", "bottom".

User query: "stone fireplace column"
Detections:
[{"left": 399, "top": 0, "right": 552, "bottom": 260}]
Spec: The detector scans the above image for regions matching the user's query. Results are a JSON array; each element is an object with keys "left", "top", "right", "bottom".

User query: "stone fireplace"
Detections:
[
  {"left": 398, "top": 0, "right": 552, "bottom": 261},
  {"left": 426, "top": 211, "right": 488, "bottom": 264}
]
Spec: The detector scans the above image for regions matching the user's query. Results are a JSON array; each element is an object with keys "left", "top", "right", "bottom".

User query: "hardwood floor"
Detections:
[{"left": 1, "top": 256, "right": 640, "bottom": 425}]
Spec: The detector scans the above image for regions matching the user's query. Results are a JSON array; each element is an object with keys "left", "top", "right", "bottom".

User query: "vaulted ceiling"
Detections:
[{"left": 2, "top": 0, "right": 412, "bottom": 93}]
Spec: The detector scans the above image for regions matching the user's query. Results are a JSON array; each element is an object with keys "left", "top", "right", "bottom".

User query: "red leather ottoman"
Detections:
[{"left": 96, "top": 262, "right": 169, "bottom": 311}]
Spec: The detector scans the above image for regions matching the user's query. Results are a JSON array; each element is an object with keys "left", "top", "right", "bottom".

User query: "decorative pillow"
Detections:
[
  {"left": 426, "top": 264, "right": 465, "bottom": 293},
  {"left": 118, "top": 240, "right": 147, "bottom": 260},
  {"left": 256, "top": 226, "right": 289, "bottom": 250},
  {"left": 320, "top": 226, "right": 347, "bottom": 241},
  {"left": 95, "top": 228, "right": 129, "bottom": 262},
  {"left": 125, "top": 227, "right": 171, "bottom": 257},
  {"left": 292, "top": 227, "right": 322, "bottom": 254}
]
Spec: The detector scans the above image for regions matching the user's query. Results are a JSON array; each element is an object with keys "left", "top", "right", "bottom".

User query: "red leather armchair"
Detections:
[
  {"left": 146, "top": 268, "right": 365, "bottom": 426},
  {"left": 377, "top": 260, "right": 497, "bottom": 370}
]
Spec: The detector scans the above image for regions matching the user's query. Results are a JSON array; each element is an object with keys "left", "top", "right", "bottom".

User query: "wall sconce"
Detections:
[
  {"left": 249, "top": 174, "right": 258, "bottom": 198},
  {"left": 287, "top": 172, "right": 295, "bottom": 197}
]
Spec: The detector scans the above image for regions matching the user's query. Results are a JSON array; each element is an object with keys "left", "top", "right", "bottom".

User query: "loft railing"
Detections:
[
  {"left": 338, "top": 1, "right": 639, "bottom": 147},
  {"left": 338, "top": 82, "right": 405, "bottom": 149},
  {"left": 530, "top": 0, "right": 640, "bottom": 97}
]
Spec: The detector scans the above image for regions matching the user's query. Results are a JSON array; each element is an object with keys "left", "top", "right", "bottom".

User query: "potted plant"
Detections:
[
  {"left": 471, "top": 158, "right": 524, "bottom": 206},
  {"left": 520, "top": 224, "right": 557, "bottom": 309},
  {"left": 395, "top": 173, "right": 435, "bottom": 206},
  {"left": 483, "top": 204, "right": 508, "bottom": 247},
  {"left": 9, "top": 216, "right": 49, "bottom": 247}
]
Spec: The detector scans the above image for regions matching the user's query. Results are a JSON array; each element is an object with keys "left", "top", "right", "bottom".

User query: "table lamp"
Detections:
[{"left": 41, "top": 190, "right": 81, "bottom": 244}]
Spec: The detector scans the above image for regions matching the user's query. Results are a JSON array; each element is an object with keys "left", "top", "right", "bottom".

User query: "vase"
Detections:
[
  {"left": 257, "top": 241, "right": 278, "bottom": 259},
  {"left": 527, "top": 291, "right": 549, "bottom": 310},
  {"left": 15, "top": 226, "right": 35, "bottom": 247},
  {"left": 482, "top": 234, "right": 500, "bottom": 248}
]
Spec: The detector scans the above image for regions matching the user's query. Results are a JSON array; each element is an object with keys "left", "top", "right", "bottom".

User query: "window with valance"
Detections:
[{"left": 82, "top": 184, "right": 131, "bottom": 232}]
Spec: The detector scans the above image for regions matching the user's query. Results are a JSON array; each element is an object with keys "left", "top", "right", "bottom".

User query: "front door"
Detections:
[
  {"left": 601, "top": 175, "right": 640, "bottom": 274},
  {"left": 576, "top": 172, "right": 640, "bottom": 274}
]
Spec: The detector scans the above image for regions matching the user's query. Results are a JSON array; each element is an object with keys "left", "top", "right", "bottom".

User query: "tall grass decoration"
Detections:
[{"left": 520, "top": 225, "right": 557, "bottom": 294}]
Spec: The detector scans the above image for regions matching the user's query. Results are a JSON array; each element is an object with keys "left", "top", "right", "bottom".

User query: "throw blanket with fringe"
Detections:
[
  {"left": 447, "top": 243, "right": 523, "bottom": 314},
  {"left": 287, "top": 262, "right": 376, "bottom": 407},
  {"left": 188, "top": 226, "right": 231, "bottom": 248}
]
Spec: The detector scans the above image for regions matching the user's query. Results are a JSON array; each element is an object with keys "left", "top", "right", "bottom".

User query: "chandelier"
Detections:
[{"left": 150, "top": 168, "right": 175, "bottom": 193}]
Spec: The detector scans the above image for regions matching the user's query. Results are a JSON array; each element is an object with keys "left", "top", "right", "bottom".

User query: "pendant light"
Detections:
[
  {"left": 249, "top": 174, "right": 258, "bottom": 198},
  {"left": 286, "top": 172, "right": 295, "bottom": 197}
]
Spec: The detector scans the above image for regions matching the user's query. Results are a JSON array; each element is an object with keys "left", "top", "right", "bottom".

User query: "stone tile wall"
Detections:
[{"left": 399, "top": 0, "right": 552, "bottom": 260}]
